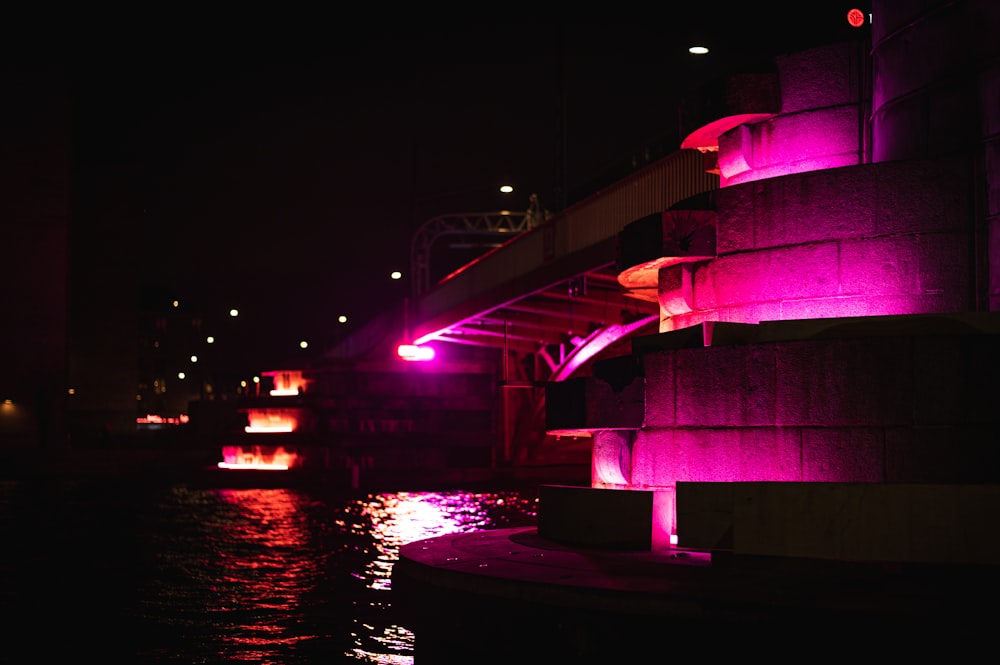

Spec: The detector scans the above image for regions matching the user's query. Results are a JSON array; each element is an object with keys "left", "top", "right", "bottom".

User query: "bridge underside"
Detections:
[
  {"left": 419, "top": 248, "right": 659, "bottom": 380},
  {"left": 415, "top": 251, "right": 660, "bottom": 470}
]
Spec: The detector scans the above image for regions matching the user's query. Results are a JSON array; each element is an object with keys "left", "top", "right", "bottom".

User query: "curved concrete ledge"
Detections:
[{"left": 394, "top": 526, "right": 1000, "bottom": 659}]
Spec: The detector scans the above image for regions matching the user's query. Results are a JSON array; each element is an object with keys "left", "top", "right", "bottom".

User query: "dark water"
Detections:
[{"left": 0, "top": 476, "right": 540, "bottom": 663}]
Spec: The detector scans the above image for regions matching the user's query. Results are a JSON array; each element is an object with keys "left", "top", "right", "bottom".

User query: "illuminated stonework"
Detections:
[{"left": 554, "top": 6, "right": 1000, "bottom": 549}]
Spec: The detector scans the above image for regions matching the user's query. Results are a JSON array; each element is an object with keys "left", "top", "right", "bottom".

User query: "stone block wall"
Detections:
[
  {"left": 657, "top": 157, "right": 977, "bottom": 332},
  {"left": 616, "top": 320, "right": 1000, "bottom": 490},
  {"left": 719, "top": 41, "right": 866, "bottom": 186}
]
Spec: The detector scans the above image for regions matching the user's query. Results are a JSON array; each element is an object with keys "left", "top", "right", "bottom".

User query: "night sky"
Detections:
[{"left": 30, "top": 10, "right": 863, "bottom": 373}]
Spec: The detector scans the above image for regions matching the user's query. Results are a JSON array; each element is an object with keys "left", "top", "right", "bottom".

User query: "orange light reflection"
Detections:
[{"left": 207, "top": 489, "right": 323, "bottom": 657}]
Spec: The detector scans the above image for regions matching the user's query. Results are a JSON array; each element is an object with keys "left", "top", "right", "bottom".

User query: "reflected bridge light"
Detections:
[{"left": 397, "top": 343, "right": 435, "bottom": 361}]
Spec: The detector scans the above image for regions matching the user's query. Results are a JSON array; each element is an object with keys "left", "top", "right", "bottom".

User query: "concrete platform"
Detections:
[{"left": 395, "top": 526, "right": 1000, "bottom": 661}]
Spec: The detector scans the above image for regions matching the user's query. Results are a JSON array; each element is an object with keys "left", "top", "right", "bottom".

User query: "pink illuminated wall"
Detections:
[
  {"left": 655, "top": 156, "right": 974, "bottom": 334},
  {"left": 582, "top": 7, "right": 1000, "bottom": 547},
  {"left": 682, "top": 43, "right": 867, "bottom": 189},
  {"left": 651, "top": 38, "right": 978, "bottom": 335},
  {"left": 628, "top": 42, "right": 979, "bottom": 340}
]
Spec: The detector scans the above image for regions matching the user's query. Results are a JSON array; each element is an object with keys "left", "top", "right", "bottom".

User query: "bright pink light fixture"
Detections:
[{"left": 397, "top": 344, "right": 435, "bottom": 361}]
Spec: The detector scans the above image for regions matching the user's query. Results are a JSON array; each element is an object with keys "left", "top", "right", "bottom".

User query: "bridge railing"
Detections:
[
  {"left": 412, "top": 149, "right": 719, "bottom": 340},
  {"left": 326, "top": 149, "right": 718, "bottom": 360}
]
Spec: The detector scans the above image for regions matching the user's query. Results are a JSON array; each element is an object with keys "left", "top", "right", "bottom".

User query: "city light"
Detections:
[
  {"left": 391, "top": 271, "right": 402, "bottom": 280},
  {"left": 136, "top": 413, "right": 190, "bottom": 426},
  {"left": 267, "top": 370, "right": 308, "bottom": 396},
  {"left": 244, "top": 411, "right": 297, "bottom": 433},
  {"left": 217, "top": 445, "right": 297, "bottom": 470},
  {"left": 397, "top": 344, "right": 434, "bottom": 361}
]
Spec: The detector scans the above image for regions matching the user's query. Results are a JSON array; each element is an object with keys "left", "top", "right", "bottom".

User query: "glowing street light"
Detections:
[{"left": 398, "top": 343, "right": 435, "bottom": 361}]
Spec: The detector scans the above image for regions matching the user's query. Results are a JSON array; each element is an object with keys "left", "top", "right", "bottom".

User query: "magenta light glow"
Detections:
[
  {"left": 397, "top": 344, "right": 435, "bottom": 361},
  {"left": 549, "top": 317, "right": 659, "bottom": 382},
  {"left": 715, "top": 90, "right": 862, "bottom": 187}
]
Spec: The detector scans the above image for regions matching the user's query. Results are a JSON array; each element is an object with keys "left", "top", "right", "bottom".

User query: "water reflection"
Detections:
[
  {"left": 132, "top": 485, "right": 537, "bottom": 663},
  {"left": 358, "top": 491, "right": 507, "bottom": 591},
  {"left": 346, "top": 490, "right": 537, "bottom": 661},
  {"left": 211, "top": 489, "right": 320, "bottom": 656}
]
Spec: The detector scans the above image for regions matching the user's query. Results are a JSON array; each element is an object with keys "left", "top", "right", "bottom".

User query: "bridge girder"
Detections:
[{"left": 424, "top": 262, "right": 659, "bottom": 381}]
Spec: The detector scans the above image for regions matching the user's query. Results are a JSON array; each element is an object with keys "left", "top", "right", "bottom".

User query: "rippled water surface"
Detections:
[{"left": 1, "top": 477, "right": 539, "bottom": 663}]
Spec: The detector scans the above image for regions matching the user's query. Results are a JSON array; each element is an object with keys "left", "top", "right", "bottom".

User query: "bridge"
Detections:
[{"left": 325, "top": 148, "right": 719, "bottom": 466}]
